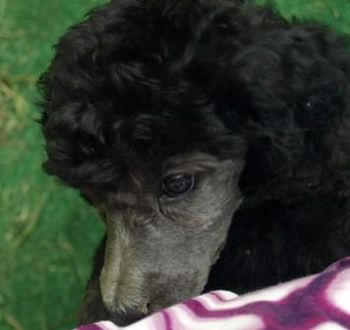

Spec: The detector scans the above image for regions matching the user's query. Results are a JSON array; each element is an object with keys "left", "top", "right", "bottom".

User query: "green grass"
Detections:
[
  {"left": 0, "top": 1, "right": 105, "bottom": 329},
  {"left": 0, "top": 0, "right": 349, "bottom": 329}
]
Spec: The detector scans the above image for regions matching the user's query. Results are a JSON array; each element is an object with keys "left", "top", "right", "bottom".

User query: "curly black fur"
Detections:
[{"left": 39, "top": 0, "right": 350, "bottom": 324}]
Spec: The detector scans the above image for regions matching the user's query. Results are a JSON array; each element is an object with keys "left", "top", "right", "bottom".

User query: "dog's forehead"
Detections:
[
  {"left": 112, "top": 107, "right": 226, "bottom": 157},
  {"left": 104, "top": 104, "right": 246, "bottom": 189}
]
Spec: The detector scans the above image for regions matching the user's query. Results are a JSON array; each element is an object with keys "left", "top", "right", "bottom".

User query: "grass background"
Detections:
[{"left": 0, "top": 0, "right": 349, "bottom": 329}]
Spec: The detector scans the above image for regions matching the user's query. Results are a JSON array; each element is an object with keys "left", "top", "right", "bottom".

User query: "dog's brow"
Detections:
[{"left": 162, "top": 152, "right": 221, "bottom": 176}]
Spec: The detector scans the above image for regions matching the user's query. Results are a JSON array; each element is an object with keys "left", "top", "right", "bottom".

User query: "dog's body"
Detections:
[{"left": 39, "top": 0, "right": 350, "bottom": 325}]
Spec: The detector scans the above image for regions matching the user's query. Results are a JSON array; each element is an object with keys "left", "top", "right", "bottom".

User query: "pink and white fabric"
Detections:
[{"left": 76, "top": 257, "right": 350, "bottom": 330}]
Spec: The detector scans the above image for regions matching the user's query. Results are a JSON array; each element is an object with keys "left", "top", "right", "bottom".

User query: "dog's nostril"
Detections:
[
  {"left": 147, "top": 302, "right": 161, "bottom": 314},
  {"left": 140, "top": 302, "right": 150, "bottom": 314}
]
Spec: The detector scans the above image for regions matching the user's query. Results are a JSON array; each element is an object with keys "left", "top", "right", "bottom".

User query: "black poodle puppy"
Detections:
[{"left": 39, "top": 0, "right": 350, "bottom": 326}]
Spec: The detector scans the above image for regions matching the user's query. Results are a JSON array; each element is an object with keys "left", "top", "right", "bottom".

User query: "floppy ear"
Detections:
[{"left": 223, "top": 23, "right": 350, "bottom": 203}]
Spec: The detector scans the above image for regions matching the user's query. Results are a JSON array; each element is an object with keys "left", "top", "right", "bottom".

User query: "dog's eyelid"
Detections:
[{"left": 162, "top": 169, "right": 195, "bottom": 178}]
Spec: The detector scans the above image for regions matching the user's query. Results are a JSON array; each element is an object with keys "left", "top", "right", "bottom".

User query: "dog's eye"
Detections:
[{"left": 161, "top": 173, "right": 194, "bottom": 197}]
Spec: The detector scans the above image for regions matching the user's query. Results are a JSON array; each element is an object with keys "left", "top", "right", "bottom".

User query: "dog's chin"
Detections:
[{"left": 108, "top": 310, "right": 146, "bottom": 327}]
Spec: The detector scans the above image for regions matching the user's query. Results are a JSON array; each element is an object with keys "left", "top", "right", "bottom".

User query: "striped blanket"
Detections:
[{"left": 76, "top": 257, "right": 350, "bottom": 330}]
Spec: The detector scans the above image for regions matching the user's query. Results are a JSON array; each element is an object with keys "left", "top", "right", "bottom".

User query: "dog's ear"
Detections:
[{"left": 220, "top": 24, "right": 350, "bottom": 203}]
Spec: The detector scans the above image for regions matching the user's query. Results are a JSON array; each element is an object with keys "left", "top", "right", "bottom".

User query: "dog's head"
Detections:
[{"left": 39, "top": 0, "right": 350, "bottom": 323}]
